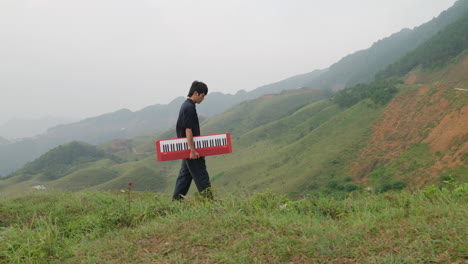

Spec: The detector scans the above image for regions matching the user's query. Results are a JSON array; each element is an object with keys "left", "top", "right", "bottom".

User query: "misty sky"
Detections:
[{"left": 0, "top": 0, "right": 458, "bottom": 123}]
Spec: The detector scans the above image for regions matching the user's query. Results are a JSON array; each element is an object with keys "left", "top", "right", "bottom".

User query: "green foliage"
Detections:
[
  {"left": 377, "top": 180, "right": 407, "bottom": 193},
  {"left": 369, "top": 143, "right": 435, "bottom": 192},
  {"left": 0, "top": 188, "right": 466, "bottom": 263},
  {"left": 377, "top": 11, "right": 468, "bottom": 79},
  {"left": 332, "top": 80, "right": 400, "bottom": 108},
  {"left": 10, "top": 141, "right": 116, "bottom": 180},
  {"left": 302, "top": 0, "right": 468, "bottom": 90}
]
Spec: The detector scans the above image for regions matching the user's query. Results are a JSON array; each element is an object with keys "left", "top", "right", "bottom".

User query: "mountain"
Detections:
[
  {"left": 377, "top": 9, "right": 468, "bottom": 80},
  {"left": 303, "top": 0, "right": 468, "bottom": 90},
  {"left": 2, "top": 7, "right": 467, "bottom": 197},
  {"left": 0, "top": 71, "right": 327, "bottom": 176},
  {"left": 0, "top": 117, "right": 76, "bottom": 139}
]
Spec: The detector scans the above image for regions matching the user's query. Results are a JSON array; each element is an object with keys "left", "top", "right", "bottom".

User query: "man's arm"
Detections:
[{"left": 186, "top": 128, "right": 200, "bottom": 159}]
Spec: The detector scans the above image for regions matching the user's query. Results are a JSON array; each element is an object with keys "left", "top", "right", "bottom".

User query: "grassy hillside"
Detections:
[
  {"left": 206, "top": 100, "right": 385, "bottom": 197},
  {"left": 1, "top": 55, "right": 466, "bottom": 197},
  {"left": 0, "top": 185, "right": 466, "bottom": 263},
  {"left": 350, "top": 54, "right": 468, "bottom": 190},
  {"left": 7, "top": 141, "right": 119, "bottom": 181},
  {"left": 2, "top": 10, "right": 467, "bottom": 198}
]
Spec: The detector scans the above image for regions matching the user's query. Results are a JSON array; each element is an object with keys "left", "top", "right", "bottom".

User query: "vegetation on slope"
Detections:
[
  {"left": 332, "top": 80, "right": 400, "bottom": 108},
  {"left": 0, "top": 185, "right": 466, "bottom": 263},
  {"left": 376, "top": 10, "right": 468, "bottom": 80},
  {"left": 8, "top": 141, "right": 120, "bottom": 181},
  {"left": 304, "top": 0, "right": 468, "bottom": 89}
]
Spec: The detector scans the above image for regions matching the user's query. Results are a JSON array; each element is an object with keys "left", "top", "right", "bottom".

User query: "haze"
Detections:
[{"left": 0, "top": 0, "right": 458, "bottom": 124}]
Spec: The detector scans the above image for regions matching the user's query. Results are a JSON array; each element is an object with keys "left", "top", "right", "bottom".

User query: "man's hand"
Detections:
[
  {"left": 190, "top": 149, "right": 200, "bottom": 159},
  {"left": 186, "top": 128, "right": 199, "bottom": 159}
]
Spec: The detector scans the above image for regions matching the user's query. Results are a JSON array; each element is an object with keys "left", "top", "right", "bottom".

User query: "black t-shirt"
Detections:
[{"left": 176, "top": 99, "right": 200, "bottom": 138}]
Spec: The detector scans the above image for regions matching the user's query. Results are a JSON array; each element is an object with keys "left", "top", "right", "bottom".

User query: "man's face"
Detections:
[{"left": 193, "top": 92, "right": 206, "bottom": 104}]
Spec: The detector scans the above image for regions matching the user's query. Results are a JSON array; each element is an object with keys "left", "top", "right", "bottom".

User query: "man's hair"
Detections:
[{"left": 188, "top": 81, "right": 208, "bottom": 97}]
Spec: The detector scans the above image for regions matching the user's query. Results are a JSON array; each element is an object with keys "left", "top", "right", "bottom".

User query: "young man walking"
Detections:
[{"left": 172, "top": 81, "right": 213, "bottom": 200}]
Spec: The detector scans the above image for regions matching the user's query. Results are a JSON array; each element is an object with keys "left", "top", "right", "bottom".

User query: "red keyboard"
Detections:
[{"left": 156, "top": 133, "right": 232, "bottom": 161}]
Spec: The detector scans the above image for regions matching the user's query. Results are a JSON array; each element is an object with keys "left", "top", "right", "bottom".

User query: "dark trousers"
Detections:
[{"left": 172, "top": 157, "right": 212, "bottom": 200}]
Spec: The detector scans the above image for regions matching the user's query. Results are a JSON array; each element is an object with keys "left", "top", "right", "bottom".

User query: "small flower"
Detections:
[
  {"left": 127, "top": 182, "right": 133, "bottom": 186},
  {"left": 299, "top": 194, "right": 306, "bottom": 199}
]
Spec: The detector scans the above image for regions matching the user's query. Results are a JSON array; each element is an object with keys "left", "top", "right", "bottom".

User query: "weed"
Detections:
[{"left": 0, "top": 186, "right": 466, "bottom": 263}]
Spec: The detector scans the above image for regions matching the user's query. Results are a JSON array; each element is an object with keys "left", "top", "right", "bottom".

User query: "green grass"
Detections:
[
  {"left": 1, "top": 185, "right": 466, "bottom": 263},
  {"left": 369, "top": 143, "right": 436, "bottom": 191}
]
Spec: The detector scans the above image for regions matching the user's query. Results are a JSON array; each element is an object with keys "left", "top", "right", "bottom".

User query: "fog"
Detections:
[{"left": 0, "top": 0, "right": 458, "bottom": 123}]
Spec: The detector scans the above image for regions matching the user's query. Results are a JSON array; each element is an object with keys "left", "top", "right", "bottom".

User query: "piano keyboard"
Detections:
[{"left": 156, "top": 133, "right": 232, "bottom": 161}]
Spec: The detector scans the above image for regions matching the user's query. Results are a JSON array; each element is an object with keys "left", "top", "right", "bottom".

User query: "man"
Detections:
[{"left": 172, "top": 80, "right": 213, "bottom": 200}]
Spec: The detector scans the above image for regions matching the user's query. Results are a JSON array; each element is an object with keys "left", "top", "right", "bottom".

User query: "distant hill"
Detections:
[
  {"left": 377, "top": 10, "right": 468, "bottom": 80},
  {"left": 9, "top": 141, "right": 119, "bottom": 181},
  {"left": 0, "top": 70, "right": 328, "bottom": 176},
  {"left": 0, "top": 117, "right": 77, "bottom": 139},
  {"left": 303, "top": 0, "right": 468, "bottom": 90}
]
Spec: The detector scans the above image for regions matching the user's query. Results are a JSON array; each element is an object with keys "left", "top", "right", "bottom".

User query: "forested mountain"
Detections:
[
  {"left": 303, "top": 0, "right": 468, "bottom": 90},
  {"left": 9, "top": 141, "right": 117, "bottom": 181},
  {"left": 377, "top": 10, "right": 468, "bottom": 79}
]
